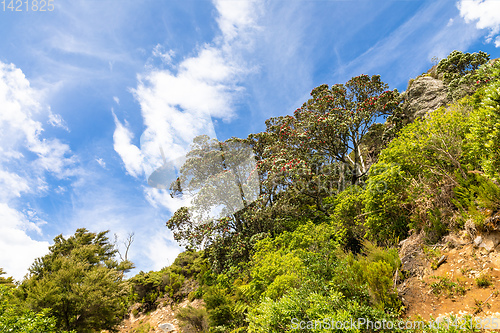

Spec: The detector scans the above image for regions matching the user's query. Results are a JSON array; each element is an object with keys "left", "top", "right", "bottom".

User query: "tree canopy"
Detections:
[{"left": 20, "top": 228, "right": 133, "bottom": 333}]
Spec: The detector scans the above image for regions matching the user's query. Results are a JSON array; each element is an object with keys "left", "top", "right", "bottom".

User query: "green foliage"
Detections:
[
  {"left": 371, "top": 103, "right": 472, "bottom": 238},
  {"left": 379, "top": 105, "right": 470, "bottom": 179},
  {"left": 437, "top": 50, "right": 490, "bottom": 100},
  {"left": 244, "top": 224, "right": 402, "bottom": 331},
  {"left": 363, "top": 162, "right": 409, "bottom": 245},
  {"left": 133, "top": 321, "right": 151, "bottom": 333},
  {"left": 204, "top": 286, "right": 236, "bottom": 328},
  {"left": 20, "top": 229, "right": 130, "bottom": 333},
  {"left": 176, "top": 305, "right": 209, "bottom": 333},
  {"left": 188, "top": 288, "right": 203, "bottom": 302},
  {"left": 130, "top": 269, "right": 166, "bottom": 307},
  {"left": 164, "top": 272, "right": 185, "bottom": 298},
  {"left": 452, "top": 172, "right": 500, "bottom": 229},
  {"left": 0, "top": 268, "right": 14, "bottom": 288},
  {"left": 475, "top": 273, "right": 493, "bottom": 288},
  {"left": 129, "top": 250, "right": 206, "bottom": 309},
  {"left": 365, "top": 261, "right": 400, "bottom": 310},
  {"left": 247, "top": 288, "right": 397, "bottom": 332},
  {"left": 0, "top": 285, "right": 75, "bottom": 333},
  {"left": 465, "top": 79, "right": 500, "bottom": 181},
  {"left": 326, "top": 186, "right": 365, "bottom": 253}
]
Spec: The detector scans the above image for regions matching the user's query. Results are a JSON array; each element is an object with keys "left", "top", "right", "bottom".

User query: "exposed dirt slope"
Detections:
[
  {"left": 399, "top": 231, "right": 500, "bottom": 327},
  {"left": 117, "top": 298, "right": 205, "bottom": 333}
]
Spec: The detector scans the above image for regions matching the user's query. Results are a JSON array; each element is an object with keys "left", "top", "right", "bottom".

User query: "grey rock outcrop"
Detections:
[
  {"left": 159, "top": 322, "right": 176, "bottom": 332},
  {"left": 402, "top": 76, "right": 449, "bottom": 121},
  {"left": 473, "top": 232, "right": 500, "bottom": 252}
]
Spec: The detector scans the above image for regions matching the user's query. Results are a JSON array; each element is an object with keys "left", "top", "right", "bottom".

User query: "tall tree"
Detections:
[
  {"left": 257, "top": 75, "right": 400, "bottom": 216},
  {"left": 20, "top": 229, "right": 133, "bottom": 333}
]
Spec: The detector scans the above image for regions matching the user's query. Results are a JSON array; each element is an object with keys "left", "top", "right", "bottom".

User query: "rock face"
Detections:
[
  {"left": 402, "top": 76, "right": 449, "bottom": 121},
  {"left": 159, "top": 322, "right": 176, "bottom": 332},
  {"left": 473, "top": 232, "right": 500, "bottom": 252}
]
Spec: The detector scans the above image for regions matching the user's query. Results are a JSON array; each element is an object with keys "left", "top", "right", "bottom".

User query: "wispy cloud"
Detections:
[
  {"left": 114, "top": 0, "right": 263, "bottom": 210},
  {"left": 0, "top": 61, "right": 77, "bottom": 280},
  {"left": 95, "top": 158, "right": 106, "bottom": 169},
  {"left": 458, "top": 0, "right": 500, "bottom": 47},
  {"left": 47, "top": 109, "right": 70, "bottom": 131},
  {"left": 112, "top": 111, "right": 144, "bottom": 178},
  {"left": 334, "top": 2, "right": 481, "bottom": 87}
]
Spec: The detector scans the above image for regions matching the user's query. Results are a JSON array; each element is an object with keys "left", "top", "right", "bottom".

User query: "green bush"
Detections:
[
  {"left": 475, "top": 273, "right": 493, "bottom": 288},
  {"left": 453, "top": 172, "right": 500, "bottom": 230},
  {"left": 365, "top": 261, "right": 401, "bottom": 311},
  {"left": 0, "top": 285, "right": 74, "bottom": 333},
  {"left": 165, "top": 272, "right": 185, "bottom": 299},
  {"left": 327, "top": 186, "right": 365, "bottom": 253},
  {"left": 176, "top": 305, "right": 208, "bottom": 333},
  {"left": 465, "top": 80, "right": 500, "bottom": 181},
  {"left": 437, "top": 50, "right": 490, "bottom": 100},
  {"left": 363, "top": 162, "right": 409, "bottom": 245}
]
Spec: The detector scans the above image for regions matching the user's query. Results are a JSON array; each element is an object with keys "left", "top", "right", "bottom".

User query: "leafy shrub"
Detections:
[
  {"left": 465, "top": 80, "right": 500, "bottom": 181},
  {"left": 176, "top": 305, "right": 208, "bottom": 333},
  {"left": 437, "top": 50, "right": 490, "bottom": 100},
  {"left": 203, "top": 286, "right": 235, "bottom": 328},
  {"left": 363, "top": 162, "right": 409, "bottom": 245},
  {"left": 129, "top": 270, "right": 166, "bottom": 308},
  {"left": 453, "top": 172, "right": 500, "bottom": 230},
  {"left": 164, "top": 272, "right": 185, "bottom": 299},
  {"left": 20, "top": 229, "right": 130, "bottom": 333},
  {"left": 188, "top": 288, "right": 203, "bottom": 302},
  {"left": 327, "top": 186, "right": 365, "bottom": 253},
  {"left": 372, "top": 103, "right": 472, "bottom": 237},
  {"left": 0, "top": 285, "right": 74, "bottom": 333},
  {"left": 365, "top": 261, "right": 401, "bottom": 311}
]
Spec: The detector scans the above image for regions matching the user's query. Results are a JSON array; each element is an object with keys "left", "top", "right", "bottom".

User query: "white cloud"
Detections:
[
  {"left": 146, "top": 231, "right": 181, "bottom": 271},
  {"left": 48, "top": 109, "right": 69, "bottom": 131},
  {"left": 59, "top": 175, "right": 182, "bottom": 276},
  {"left": 112, "top": 111, "right": 144, "bottom": 178},
  {"left": 113, "top": 96, "right": 120, "bottom": 105},
  {"left": 0, "top": 61, "right": 76, "bottom": 280},
  {"left": 152, "top": 44, "right": 175, "bottom": 65},
  {"left": 458, "top": 0, "right": 500, "bottom": 47},
  {"left": 0, "top": 203, "right": 50, "bottom": 281},
  {"left": 0, "top": 170, "right": 30, "bottom": 200},
  {"left": 114, "top": 0, "right": 262, "bottom": 211},
  {"left": 215, "top": 0, "right": 262, "bottom": 43},
  {"left": 95, "top": 158, "right": 106, "bottom": 168}
]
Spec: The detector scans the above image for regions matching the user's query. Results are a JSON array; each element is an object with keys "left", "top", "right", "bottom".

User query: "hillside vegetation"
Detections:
[{"left": 1, "top": 50, "right": 500, "bottom": 333}]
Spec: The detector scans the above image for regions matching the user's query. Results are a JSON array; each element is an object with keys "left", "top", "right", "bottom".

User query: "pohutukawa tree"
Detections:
[{"left": 260, "top": 75, "right": 401, "bottom": 208}]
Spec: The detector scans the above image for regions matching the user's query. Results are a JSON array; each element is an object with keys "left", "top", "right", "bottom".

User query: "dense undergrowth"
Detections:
[{"left": 1, "top": 50, "right": 499, "bottom": 333}]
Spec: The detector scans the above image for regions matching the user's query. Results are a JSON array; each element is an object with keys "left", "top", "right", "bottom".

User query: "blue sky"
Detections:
[{"left": 1, "top": 0, "right": 500, "bottom": 280}]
